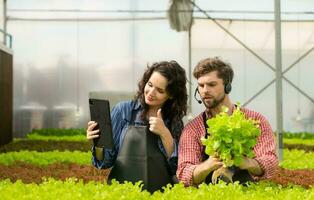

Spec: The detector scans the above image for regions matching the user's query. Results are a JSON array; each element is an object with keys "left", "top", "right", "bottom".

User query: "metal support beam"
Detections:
[
  {"left": 274, "top": 0, "right": 283, "bottom": 161},
  {"left": 188, "top": 26, "right": 192, "bottom": 113},
  {"left": 283, "top": 77, "right": 314, "bottom": 103},
  {"left": 3, "top": 0, "right": 7, "bottom": 45},
  {"left": 243, "top": 44, "right": 314, "bottom": 106},
  {"left": 243, "top": 79, "right": 276, "bottom": 107},
  {"left": 283, "top": 46, "right": 314, "bottom": 74},
  {"left": 243, "top": 73, "right": 314, "bottom": 107}
]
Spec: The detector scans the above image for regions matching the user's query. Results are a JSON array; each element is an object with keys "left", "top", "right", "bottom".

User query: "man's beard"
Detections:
[{"left": 203, "top": 94, "right": 225, "bottom": 109}]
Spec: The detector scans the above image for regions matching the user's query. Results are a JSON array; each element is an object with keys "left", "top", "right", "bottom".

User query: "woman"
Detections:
[{"left": 86, "top": 60, "right": 187, "bottom": 192}]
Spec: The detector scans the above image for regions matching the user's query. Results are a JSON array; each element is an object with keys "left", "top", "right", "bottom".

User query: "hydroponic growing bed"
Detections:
[{"left": 0, "top": 129, "right": 313, "bottom": 199}]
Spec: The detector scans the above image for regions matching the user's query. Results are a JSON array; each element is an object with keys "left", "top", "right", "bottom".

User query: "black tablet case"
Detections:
[{"left": 89, "top": 98, "right": 114, "bottom": 149}]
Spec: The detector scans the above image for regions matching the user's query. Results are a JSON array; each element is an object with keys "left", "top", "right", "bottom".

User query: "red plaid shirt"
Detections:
[{"left": 177, "top": 105, "right": 278, "bottom": 186}]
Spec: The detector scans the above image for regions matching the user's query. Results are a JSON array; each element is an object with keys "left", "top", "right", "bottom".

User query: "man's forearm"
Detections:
[
  {"left": 192, "top": 161, "right": 212, "bottom": 185},
  {"left": 240, "top": 157, "right": 263, "bottom": 176},
  {"left": 192, "top": 158, "right": 223, "bottom": 185}
]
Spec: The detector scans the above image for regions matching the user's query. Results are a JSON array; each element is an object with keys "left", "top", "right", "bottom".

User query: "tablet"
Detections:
[{"left": 89, "top": 98, "right": 114, "bottom": 149}]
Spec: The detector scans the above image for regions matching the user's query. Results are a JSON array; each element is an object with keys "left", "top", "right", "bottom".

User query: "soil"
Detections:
[
  {"left": 0, "top": 162, "right": 110, "bottom": 184},
  {"left": 0, "top": 162, "right": 313, "bottom": 188},
  {"left": 269, "top": 167, "right": 314, "bottom": 189},
  {"left": 2, "top": 140, "right": 313, "bottom": 153}
]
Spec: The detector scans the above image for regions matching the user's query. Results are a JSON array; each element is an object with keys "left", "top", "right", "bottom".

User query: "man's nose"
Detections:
[{"left": 203, "top": 85, "right": 211, "bottom": 92}]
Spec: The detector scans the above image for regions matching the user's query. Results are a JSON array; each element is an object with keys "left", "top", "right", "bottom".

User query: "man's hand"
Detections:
[
  {"left": 238, "top": 157, "right": 251, "bottom": 170},
  {"left": 238, "top": 157, "right": 263, "bottom": 176},
  {"left": 212, "top": 166, "right": 234, "bottom": 184},
  {"left": 204, "top": 156, "right": 224, "bottom": 172},
  {"left": 192, "top": 156, "right": 223, "bottom": 185}
]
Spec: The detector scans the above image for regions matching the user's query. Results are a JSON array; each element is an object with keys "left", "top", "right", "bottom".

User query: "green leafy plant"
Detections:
[
  {"left": 201, "top": 105, "right": 261, "bottom": 167},
  {"left": 283, "top": 132, "right": 314, "bottom": 139},
  {"left": 0, "top": 179, "right": 313, "bottom": 199},
  {"left": 25, "top": 128, "right": 86, "bottom": 141},
  {"left": 284, "top": 138, "right": 314, "bottom": 146},
  {"left": 0, "top": 150, "right": 90, "bottom": 166},
  {"left": 27, "top": 128, "right": 86, "bottom": 137},
  {"left": 280, "top": 149, "right": 314, "bottom": 170}
]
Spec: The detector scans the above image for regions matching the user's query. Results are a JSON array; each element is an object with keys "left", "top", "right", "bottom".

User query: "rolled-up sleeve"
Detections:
[
  {"left": 91, "top": 147, "right": 116, "bottom": 169},
  {"left": 177, "top": 118, "right": 204, "bottom": 187},
  {"left": 252, "top": 115, "right": 279, "bottom": 180}
]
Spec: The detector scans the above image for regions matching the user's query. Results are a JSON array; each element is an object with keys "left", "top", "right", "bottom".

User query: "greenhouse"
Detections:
[{"left": 0, "top": 0, "right": 313, "bottom": 199}]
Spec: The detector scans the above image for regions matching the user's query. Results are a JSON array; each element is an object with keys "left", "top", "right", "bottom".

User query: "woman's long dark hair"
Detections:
[{"left": 134, "top": 61, "right": 188, "bottom": 140}]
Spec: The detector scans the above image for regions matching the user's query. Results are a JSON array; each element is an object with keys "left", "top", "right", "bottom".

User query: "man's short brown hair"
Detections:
[{"left": 193, "top": 57, "right": 234, "bottom": 85}]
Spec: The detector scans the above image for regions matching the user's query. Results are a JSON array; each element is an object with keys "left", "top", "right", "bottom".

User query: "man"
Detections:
[{"left": 177, "top": 57, "right": 278, "bottom": 186}]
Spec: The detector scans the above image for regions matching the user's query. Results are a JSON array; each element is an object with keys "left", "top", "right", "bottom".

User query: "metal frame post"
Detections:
[
  {"left": 274, "top": 0, "right": 283, "bottom": 161},
  {"left": 188, "top": 25, "right": 192, "bottom": 113},
  {"left": 3, "top": 0, "right": 7, "bottom": 45}
]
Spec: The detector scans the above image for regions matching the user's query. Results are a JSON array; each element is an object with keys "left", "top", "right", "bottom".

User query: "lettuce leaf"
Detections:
[{"left": 201, "top": 104, "right": 261, "bottom": 167}]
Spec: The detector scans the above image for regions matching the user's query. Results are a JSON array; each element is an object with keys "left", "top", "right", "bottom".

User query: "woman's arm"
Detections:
[
  {"left": 88, "top": 102, "right": 128, "bottom": 169},
  {"left": 159, "top": 128, "right": 174, "bottom": 157},
  {"left": 149, "top": 109, "right": 175, "bottom": 157}
]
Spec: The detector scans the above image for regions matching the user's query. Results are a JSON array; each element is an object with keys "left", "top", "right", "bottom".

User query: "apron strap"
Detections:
[
  {"left": 202, "top": 112, "right": 209, "bottom": 139},
  {"left": 202, "top": 111, "right": 211, "bottom": 161},
  {"left": 128, "top": 100, "right": 138, "bottom": 126},
  {"left": 202, "top": 111, "right": 212, "bottom": 184}
]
